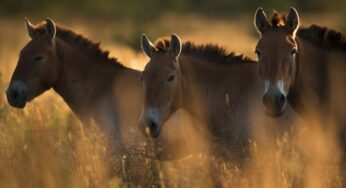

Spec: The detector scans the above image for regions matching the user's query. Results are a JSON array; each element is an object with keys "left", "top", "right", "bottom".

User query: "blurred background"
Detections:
[
  {"left": 0, "top": 0, "right": 345, "bottom": 187},
  {"left": 1, "top": 0, "right": 345, "bottom": 54},
  {"left": 1, "top": 0, "right": 346, "bottom": 21}
]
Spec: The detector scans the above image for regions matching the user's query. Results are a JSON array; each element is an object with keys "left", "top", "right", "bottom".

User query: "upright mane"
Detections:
[
  {"left": 297, "top": 25, "right": 346, "bottom": 52},
  {"left": 154, "top": 38, "right": 254, "bottom": 64},
  {"left": 35, "top": 22, "right": 125, "bottom": 68},
  {"left": 270, "top": 12, "right": 346, "bottom": 51}
]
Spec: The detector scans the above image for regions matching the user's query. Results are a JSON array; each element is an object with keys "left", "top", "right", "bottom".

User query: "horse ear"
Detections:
[
  {"left": 286, "top": 7, "right": 300, "bottom": 36},
  {"left": 254, "top": 7, "right": 270, "bottom": 34},
  {"left": 141, "top": 34, "right": 155, "bottom": 58},
  {"left": 45, "top": 18, "right": 56, "bottom": 40},
  {"left": 24, "top": 17, "right": 35, "bottom": 39},
  {"left": 169, "top": 34, "right": 181, "bottom": 60}
]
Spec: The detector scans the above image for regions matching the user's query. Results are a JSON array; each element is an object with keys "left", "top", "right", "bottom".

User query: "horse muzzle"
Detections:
[
  {"left": 263, "top": 90, "right": 286, "bottom": 117},
  {"left": 6, "top": 81, "right": 29, "bottom": 108}
]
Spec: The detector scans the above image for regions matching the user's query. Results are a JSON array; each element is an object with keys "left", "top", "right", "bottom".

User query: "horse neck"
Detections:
[
  {"left": 179, "top": 55, "right": 260, "bottom": 123},
  {"left": 51, "top": 38, "right": 144, "bottom": 143},
  {"left": 52, "top": 38, "right": 121, "bottom": 122},
  {"left": 289, "top": 37, "right": 346, "bottom": 116}
]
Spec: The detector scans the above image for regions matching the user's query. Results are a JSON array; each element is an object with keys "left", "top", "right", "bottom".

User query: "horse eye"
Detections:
[
  {"left": 33, "top": 55, "right": 44, "bottom": 61},
  {"left": 166, "top": 74, "right": 175, "bottom": 82},
  {"left": 139, "top": 74, "right": 143, "bottom": 81}
]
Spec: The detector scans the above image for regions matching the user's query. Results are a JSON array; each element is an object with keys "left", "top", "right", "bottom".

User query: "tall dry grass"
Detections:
[{"left": 0, "top": 13, "right": 344, "bottom": 187}]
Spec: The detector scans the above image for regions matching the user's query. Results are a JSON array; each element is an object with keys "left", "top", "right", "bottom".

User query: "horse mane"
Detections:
[
  {"left": 154, "top": 38, "right": 254, "bottom": 64},
  {"left": 35, "top": 22, "right": 125, "bottom": 68},
  {"left": 297, "top": 25, "right": 346, "bottom": 52},
  {"left": 270, "top": 12, "right": 346, "bottom": 51}
]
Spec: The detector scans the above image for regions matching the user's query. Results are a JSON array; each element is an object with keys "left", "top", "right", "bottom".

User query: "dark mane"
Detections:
[
  {"left": 297, "top": 25, "right": 346, "bottom": 52},
  {"left": 35, "top": 22, "right": 125, "bottom": 68},
  {"left": 154, "top": 38, "right": 254, "bottom": 64}
]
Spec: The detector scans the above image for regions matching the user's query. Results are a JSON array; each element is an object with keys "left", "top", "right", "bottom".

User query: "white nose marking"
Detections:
[
  {"left": 277, "top": 80, "right": 286, "bottom": 96},
  {"left": 264, "top": 80, "right": 286, "bottom": 96},
  {"left": 264, "top": 80, "right": 270, "bottom": 94}
]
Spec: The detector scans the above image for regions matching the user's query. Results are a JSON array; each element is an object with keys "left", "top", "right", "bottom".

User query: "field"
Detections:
[{"left": 0, "top": 12, "right": 344, "bottom": 187}]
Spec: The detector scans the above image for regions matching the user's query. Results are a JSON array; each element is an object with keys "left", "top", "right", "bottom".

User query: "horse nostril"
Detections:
[
  {"left": 146, "top": 119, "right": 160, "bottom": 138},
  {"left": 149, "top": 120, "right": 156, "bottom": 131},
  {"left": 278, "top": 94, "right": 286, "bottom": 107},
  {"left": 11, "top": 90, "right": 19, "bottom": 100}
]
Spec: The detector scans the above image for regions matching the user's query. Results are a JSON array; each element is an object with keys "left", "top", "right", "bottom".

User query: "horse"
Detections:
[
  {"left": 6, "top": 17, "right": 145, "bottom": 150},
  {"left": 5, "top": 18, "right": 187, "bottom": 186},
  {"left": 139, "top": 34, "right": 265, "bottom": 163},
  {"left": 254, "top": 7, "right": 346, "bottom": 179},
  {"left": 254, "top": 7, "right": 346, "bottom": 121}
]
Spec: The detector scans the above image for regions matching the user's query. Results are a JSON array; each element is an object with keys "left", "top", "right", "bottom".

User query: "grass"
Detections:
[{"left": 0, "top": 12, "right": 344, "bottom": 187}]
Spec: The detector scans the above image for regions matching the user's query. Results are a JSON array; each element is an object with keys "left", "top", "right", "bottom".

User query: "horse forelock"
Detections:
[
  {"left": 271, "top": 11, "right": 286, "bottom": 27},
  {"left": 154, "top": 37, "right": 171, "bottom": 52}
]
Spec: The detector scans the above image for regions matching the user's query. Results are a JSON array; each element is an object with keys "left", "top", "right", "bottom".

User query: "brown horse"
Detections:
[
  {"left": 254, "top": 8, "right": 346, "bottom": 124},
  {"left": 139, "top": 34, "right": 263, "bottom": 162},
  {"left": 6, "top": 18, "right": 145, "bottom": 149}
]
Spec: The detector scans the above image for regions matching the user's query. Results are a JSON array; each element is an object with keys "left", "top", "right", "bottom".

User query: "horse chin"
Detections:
[
  {"left": 7, "top": 95, "right": 27, "bottom": 109},
  {"left": 150, "top": 128, "right": 161, "bottom": 138},
  {"left": 9, "top": 100, "right": 27, "bottom": 109},
  {"left": 265, "top": 108, "right": 284, "bottom": 117}
]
